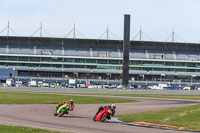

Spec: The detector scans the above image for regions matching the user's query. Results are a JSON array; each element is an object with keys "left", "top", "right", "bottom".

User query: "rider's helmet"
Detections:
[
  {"left": 70, "top": 99, "right": 74, "bottom": 105},
  {"left": 111, "top": 104, "right": 116, "bottom": 109}
]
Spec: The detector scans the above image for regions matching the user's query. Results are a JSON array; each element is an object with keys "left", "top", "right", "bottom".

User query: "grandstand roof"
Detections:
[{"left": 0, "top": 36, "right": 200, "bottom": 51}]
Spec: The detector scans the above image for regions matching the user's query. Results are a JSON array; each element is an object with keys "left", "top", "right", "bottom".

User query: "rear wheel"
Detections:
[
  {"left": 54, "top": 112, "right": 57, "bottom": 116},
  {"left": 59, "top": 109, "right": 66, "bottom": 117},
  {"left": 100, "top": 113, "right": 108, "bottom": 122},
  {"left": 93, "top": 114, "right": 97, "bottom": 121}
]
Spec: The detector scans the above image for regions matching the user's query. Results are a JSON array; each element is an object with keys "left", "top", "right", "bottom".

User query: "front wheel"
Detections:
[
  {"left": 59, "top": 109, "right": 66, "bottom": 117},
  {"left": 100, "top": 113, "right": 108, "bottom": 122}
]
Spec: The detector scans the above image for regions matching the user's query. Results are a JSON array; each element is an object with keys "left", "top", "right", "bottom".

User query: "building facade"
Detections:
[{"left": 0, "top": 36, "right": 200, "bottom": 82}]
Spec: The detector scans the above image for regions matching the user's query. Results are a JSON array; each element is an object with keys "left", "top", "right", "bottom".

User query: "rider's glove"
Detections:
[{"left": 112, "top": 110, "right": 115, "bottom": 116}]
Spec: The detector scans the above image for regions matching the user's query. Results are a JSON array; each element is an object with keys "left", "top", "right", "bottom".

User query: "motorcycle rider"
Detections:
[
  {"left": 94, "top": 104, "right": 116, "bottom": 120},
  {"left": 56, "top": 99, "right": 74, "bottom": 111},
  {"left": 69, "top": 99, "right": 74, "bottom": 111},
  {"left": 54, "top": 99, "right": 74, "bottom": 116}
]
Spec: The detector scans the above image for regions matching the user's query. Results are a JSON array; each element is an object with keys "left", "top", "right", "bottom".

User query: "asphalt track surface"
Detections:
[{"left": 0, "top": 94, "right": 200, "bottom": 133}]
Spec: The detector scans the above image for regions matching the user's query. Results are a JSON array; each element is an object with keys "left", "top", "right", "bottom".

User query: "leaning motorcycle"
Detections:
[
  {"left": 93, "top": 107, "right": 113, "bottom": 122},
  {"left": 54, "top": 104, "right": 70, "bottom": 117}
]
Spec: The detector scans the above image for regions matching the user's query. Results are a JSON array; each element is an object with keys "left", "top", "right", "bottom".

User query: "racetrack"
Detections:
[{"left": 0, "top": 94, "right": 199, "bottom": 133}]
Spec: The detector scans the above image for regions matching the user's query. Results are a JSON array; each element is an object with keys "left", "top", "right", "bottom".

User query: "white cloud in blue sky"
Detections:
[{"left": 0, "top": 0, "right": 200, "bottom": 42}]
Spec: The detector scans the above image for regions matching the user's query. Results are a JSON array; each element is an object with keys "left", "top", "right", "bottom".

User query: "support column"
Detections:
[
  {"left": 90, "top": 48, "right": 93, "bottom": 57},
  {"left": 34, "top": 46, "right": 37, "bottom": 55},
  {"left": 62, "top": 47, "right": 64, "bottom": 56},
  {"left": 6, "top": 45, "right": 9, "bottom": 54},
  {"left": 122, "top": 14, "right": 131, "bottom": 88}
]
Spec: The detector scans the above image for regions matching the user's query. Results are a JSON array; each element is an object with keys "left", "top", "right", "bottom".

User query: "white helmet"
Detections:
[
  {"left": 70, "top": 99, "right": 74, "bottom": 104},
  {"left": 111, "top": 104, "right": 116, "bottom": 109}
]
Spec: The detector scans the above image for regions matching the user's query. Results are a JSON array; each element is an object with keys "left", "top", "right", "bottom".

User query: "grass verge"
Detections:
[
  {"left": 110, "top": 94, "right": 200, "bottom": 100},
  {"left": 116, "top": 104, "right": 200, "bottom": 131},
  {"left": 61, "top": 93, "right": 200, "bottom": 100},
  {"left": 7, "top": 91, "right": 200, "bottom": 100},
  {"left": 0, "top": 124, "right": 62, "bottom": 133},
  {"left": 0, "top": 91, "right": 137, "bottom": 104}
]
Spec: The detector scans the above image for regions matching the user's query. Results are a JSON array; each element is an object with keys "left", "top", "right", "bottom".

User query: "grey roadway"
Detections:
[{"left": 0, "top": 94, "right": 199, "bottom": 133}]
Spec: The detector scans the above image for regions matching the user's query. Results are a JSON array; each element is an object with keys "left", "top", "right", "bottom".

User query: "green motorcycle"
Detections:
[{"left": 54, "top": 103, "right": 70, "bottom": 117}]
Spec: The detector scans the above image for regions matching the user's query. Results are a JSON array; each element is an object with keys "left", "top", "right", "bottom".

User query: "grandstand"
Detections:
[{"left": 0, "top": 36, "right": 200, "bottom": 83}]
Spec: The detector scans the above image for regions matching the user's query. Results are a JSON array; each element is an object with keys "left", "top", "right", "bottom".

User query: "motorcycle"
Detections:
[
  {"left": 54, "top": 104, "right": 70, "bottom": 117},
  {"left": 93, "top": 107, "right": 113, "bottom": 122}
]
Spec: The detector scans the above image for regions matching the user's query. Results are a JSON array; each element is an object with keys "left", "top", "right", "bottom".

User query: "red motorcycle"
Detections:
[{"left": 93, "top": 107, "right": 113, "bottom": 122}]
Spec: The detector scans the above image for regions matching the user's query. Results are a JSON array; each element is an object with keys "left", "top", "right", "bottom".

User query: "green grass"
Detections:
[
  {"left": 112, "top": 94, "right": 200, "bottom": 100},
  {"left": 15, "top": 91, "right": 200, "bottom": 101},
  {"left": 63, "top": 93, "right": 200, "bottom": 100},
  {"left": 0, "top": 91, "right": 137, "bottom": 104},
  {"left": 116, "top": 104, "right": 200, "bottom": 131},
  {"left": 0, "top": 124, "right": 62, "bottom": 133}
]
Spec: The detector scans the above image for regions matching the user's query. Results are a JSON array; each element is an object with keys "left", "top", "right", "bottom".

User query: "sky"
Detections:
[{"left": 0, "top": 0, "right": 200, "bottom": 43}]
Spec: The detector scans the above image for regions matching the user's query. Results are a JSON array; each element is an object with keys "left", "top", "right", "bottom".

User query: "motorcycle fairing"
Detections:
[
  {"left": 56, "top": 103, "right": 69, "bottom": 115},
  {"left": 95, "top": 110, "right": 106, "bottom": 121}
]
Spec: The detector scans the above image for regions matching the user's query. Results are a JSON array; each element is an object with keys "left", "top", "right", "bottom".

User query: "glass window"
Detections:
[
  {"left": 18, "top": 57, "right": 28, "bottom": 61},
  {"left": 52, "top": 57, "right": 62, "bottom": 62},
  {"left": 86, "top": 59, "right": 96, "bottom": 63},
  {"left": 186, "top": 63, "right": 196, "bottom": 67},
  {"left": 64, "top": 65, "right": 73, "bottom": 68},
  {"left": 0, "top": 62, "right": 6, "bottom": 66},
  {"left": 164, "top": 68, "right": 173, "bottom": 71},
  {"left": 52, "top": 64, "right": 62, "bottom": 68},
  {"left": 41, "top": 57, "right": 51, "bottom": 62},
  {"left": 29, "top": 64, "right": 40, "bottom": 67},
  {"left": 75, "top": 59, "right": 85, "bottom": 63},
  {"left": 6, "top": 63, "right": 16, "bottom": 66},
  {"left": 175, "top": 69, "right": 185, "bottom": 72},
  {"left": 153, "top": 68, "right": 163, "bottom": 71},
  {"left": 117, "top": 66, "right": 122, "bottom": 70},
  {"left": 141, "top": 68, "right": 152, "bottom": 71},
  {"left": 186, "top": 69, "right": 196, "bottom": 72},
  {"left": 7, "top": 56, "right": 18, "bottom": 61},
  {"left": 40, "top": 64, "right": 51, "bottom": 67},
  {"left": 30, "top": 57, "right": 40, "bottom": 62},
  {"left": 142, "top": 61, "right": 153, "bottom": 66},
  {"left": 130, "top": 60, "right": 141, "bottom": 65},
  {"left": 165, "top": 62, "right": 175, "bottom": 66},
  {"left": 153, "top": 61, "right": 164, "bottom": 66},
  {"left": 74, "top": 65, "right": 85, "bottom": 68},
  {"left": 130, "top": 67, "right": 140, "bottom": 70},
  {"left": 97, "top": 60, "right": 108, "bottom": 64},
  {"left": 109, "top": 60, "right": 120, "bottom": 64},
  {"left": 86, "top": 65, "right": 96, "bottom": 69},
  {"left": 64, "top": 58, "right": 74, "bottom": 63},
  {"left": 175, "top": 62, "right": 185, "bottom": 67},
  {"left": 0, "top": 56, "right": 7, "bottom": 60}
]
